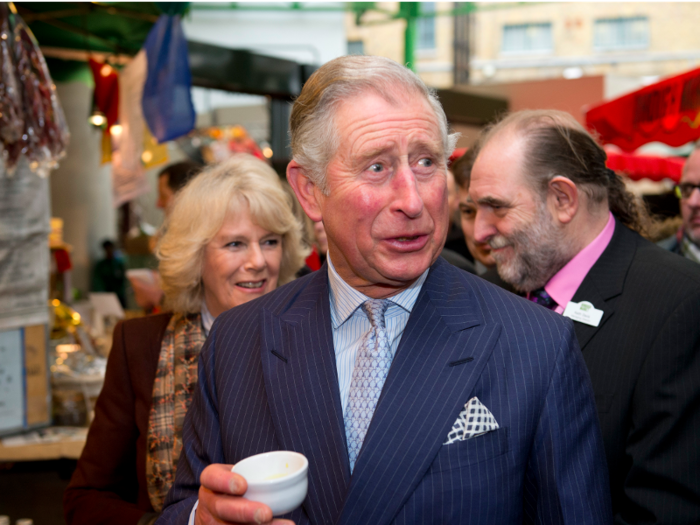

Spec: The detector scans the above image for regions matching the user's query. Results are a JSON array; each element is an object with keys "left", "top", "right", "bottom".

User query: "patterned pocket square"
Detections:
[{"left": 444, "top": 396, "right": 499, "bottom": 445}]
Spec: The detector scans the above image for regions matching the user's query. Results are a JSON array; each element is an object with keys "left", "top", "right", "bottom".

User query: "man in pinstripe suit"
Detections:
[
  {"left": 469, "top": 109, "right": 700, "bottom": 524},
  {"left": 158, "top": 57, "right": 611, "bottom": 525}
]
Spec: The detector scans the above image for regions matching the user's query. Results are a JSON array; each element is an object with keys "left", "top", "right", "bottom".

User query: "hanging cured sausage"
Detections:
[{"left": 0, "top": 3, "right": 69, "bottom": 176}]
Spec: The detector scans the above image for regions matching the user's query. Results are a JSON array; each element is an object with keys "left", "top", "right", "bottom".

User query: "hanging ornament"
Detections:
[{"left": 0, "top": 3, "right": 69, "bottom": 176}]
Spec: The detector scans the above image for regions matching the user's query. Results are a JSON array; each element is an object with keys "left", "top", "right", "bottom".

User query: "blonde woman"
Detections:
[{"left": 64, "top": 155, "right": 307, "bottom": 525}]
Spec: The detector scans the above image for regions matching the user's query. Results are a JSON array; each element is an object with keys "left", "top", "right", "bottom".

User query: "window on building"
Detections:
[
  {"left": 417, "top": 2, "right": 436, "bottom": 50},
  {"left": 347, "top": 40, "right": 364, "bottom": 55},
  {"left": 501, "top": 22, "right": 553, "bottom": 53},
  {"left": 594, "top": 17, "right": 649, "bottom": 50}
]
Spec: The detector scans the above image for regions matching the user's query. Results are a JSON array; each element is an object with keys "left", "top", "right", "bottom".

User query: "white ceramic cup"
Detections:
[{"left": 232, "top": 451, "right": 309, "bottom": 516}]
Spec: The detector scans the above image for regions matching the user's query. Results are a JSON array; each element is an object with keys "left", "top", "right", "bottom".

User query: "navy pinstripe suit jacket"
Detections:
[{"left": 158, "top": 257, "right": 612, "bottom": 525}]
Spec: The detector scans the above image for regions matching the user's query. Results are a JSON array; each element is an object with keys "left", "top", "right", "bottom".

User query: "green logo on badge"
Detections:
[{"left": 580, "top": 303, "right": 592, "bottom": 311}]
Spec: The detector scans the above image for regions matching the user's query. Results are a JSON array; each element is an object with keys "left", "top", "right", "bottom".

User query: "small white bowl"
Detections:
[{"left": 232, "top": 451, "right": 308, "bottom": 516}]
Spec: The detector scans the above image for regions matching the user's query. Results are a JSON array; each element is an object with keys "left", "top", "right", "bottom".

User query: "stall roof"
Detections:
[
  {"left": 14, "top": 2, "right": 504, "bottom": 119},
  {"left": 14, "top": 2, "right": 162, "bottom": 55},
  {"left": 14, "top": 2, "right": 315, "bottom": 100},
  {"left": 606, "top": 149, "right": 685, "bottom": 183},
  {"left": 585, "top": 66, "right": 700, "bottom": 152}
]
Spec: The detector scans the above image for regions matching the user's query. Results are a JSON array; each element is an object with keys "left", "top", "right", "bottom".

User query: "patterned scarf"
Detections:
[{"left": 146, "top": 312, "right": 205, "bottom": 511}]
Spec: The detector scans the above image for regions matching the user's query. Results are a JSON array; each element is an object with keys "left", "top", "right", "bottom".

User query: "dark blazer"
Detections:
[
  {"left": 571, "top": 221, "right": 700, "bottom": 524},
  {"left": 159, "top": 258, "right": 612, "bottom": 525},
  {"left": 64, "top": 313, "right": 172, "bottom": 525}
]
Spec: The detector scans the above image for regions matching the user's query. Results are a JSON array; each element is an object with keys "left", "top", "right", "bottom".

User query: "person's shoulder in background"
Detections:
[
  {"left": 479, "top": 267, "right": 522, "bottom": 296},
  {"left": 440, "top": 248, "right": 476, "bottom": 274},
  {"left": 657, "top": 232, "right": 682, "bottom": 254}
]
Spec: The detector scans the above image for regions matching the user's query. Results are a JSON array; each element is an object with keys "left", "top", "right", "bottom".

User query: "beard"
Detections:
[{"left": 491, "top": 202, "right": 574, "bottom": 293}]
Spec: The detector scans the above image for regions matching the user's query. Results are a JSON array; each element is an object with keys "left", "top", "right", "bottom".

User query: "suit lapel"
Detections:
[
  {"left": 338, "top": 260, "right": 502, "bottom": 525},
  {"left": 261, "top": 268, "right": 350, "bottom": 525},
  {"left": 571, "top": 220, "right": 636, "bottom": 350}
]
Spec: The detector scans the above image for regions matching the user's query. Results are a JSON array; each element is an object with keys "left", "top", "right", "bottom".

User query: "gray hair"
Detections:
[{"left": 290, "top": 55, "right": 459, "bottom": 194}]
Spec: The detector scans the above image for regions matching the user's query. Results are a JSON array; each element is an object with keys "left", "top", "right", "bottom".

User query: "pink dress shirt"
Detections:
[{"left": 535, "top": 212, "right": 616, "bottom": 314}]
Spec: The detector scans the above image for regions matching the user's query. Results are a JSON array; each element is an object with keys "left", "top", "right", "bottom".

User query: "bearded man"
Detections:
[{"left": 469, "top": 109, "right": 700, "bottom": 525}]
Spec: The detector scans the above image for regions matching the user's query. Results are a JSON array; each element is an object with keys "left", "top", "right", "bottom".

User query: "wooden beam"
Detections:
[
  {"left": 19, "top": 7, "right": 89, "bottom": 23},
  {"left": 40, "top": 46, "right": 132, "bottom": 65},
  {"left": 90, "top": 3, "right": 160, "bottom": 23},
  {"left": 18, "top": 3, "right": 159, "bottom": 24},
  {"left": 16, "top": 5, "right": 129, "bottom": 55}
]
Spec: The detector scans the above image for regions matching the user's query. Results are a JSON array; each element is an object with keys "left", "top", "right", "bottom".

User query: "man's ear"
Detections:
[
  {"left": 547, "top": 176, "right": 579, "bottom": 224},
  {"left": 287, "top": 160, "right": 323, "bottom": 222}
]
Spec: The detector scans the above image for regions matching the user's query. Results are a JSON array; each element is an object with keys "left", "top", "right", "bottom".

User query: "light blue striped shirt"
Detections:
[{"left": 327, "top": 253, "right": 429, "bottom": 416}]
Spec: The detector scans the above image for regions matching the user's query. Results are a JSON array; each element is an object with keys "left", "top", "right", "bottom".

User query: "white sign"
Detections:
[
  {"left": 563, "top": 301, "right": 604, "bottom": 327},
  {"left": 0, "top": 160, "right": 50, "bottom": 331},
  {"left": 0, "top": 329, "right": 24, "bottom": 433}
]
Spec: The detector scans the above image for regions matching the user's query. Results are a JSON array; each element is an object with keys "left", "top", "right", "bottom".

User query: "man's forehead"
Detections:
[
  {"left": 336, "top": 92, "right": 444, "bottom": 158},
  {"left": 345, "top": 90, "right": 437, "bottom": 124},
  {"left": 471, "top": 130, "right": 527, "bottom": 192}
]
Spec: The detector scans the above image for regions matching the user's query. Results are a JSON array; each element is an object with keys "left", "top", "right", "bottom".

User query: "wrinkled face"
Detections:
[
  {"left": 201, "top": 206, "right": 282, "bottom": 317},
  {"left": 469, "top": 131, "right": 571, "bottom": 292},
  {"left": 157, "top": 174, "right": 176, "bottom": 216},
  {"left": 457, "top": 185, "right": 495, "bottom": 268},
  {"left": 680, "top": 150, "right": 700, "bottom": 245},
  {"left": 317, "top": 91, "right": 448, "bottom": 294}
]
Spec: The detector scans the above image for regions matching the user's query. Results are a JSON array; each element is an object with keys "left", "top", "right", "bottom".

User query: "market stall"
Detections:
[
  {"left": 584, "top": 67, "right": 700, "bottom": 221},
  {"left": 0, "top": 3, "right": 69, "bottom": 440},
  {"left": 605, "top": 148, "right": 685, "bottom": 183},
  {"left": 585, "top": 66, "right": 700, "bottom": 152},
  {"left": 1, "top": 0, "right": 320, "bottom": 478}
]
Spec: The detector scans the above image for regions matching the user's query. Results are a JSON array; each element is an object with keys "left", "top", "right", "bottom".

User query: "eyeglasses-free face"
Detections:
[{"left": 675, "top": 183, "right": 700, "bottom": 199}]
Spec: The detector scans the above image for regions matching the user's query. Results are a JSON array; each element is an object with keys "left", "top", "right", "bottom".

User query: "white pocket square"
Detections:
[{"left": 444, "top": 396, "right": 499, "bottom": 445}]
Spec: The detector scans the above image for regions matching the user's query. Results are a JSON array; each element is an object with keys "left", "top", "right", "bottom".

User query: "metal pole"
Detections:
[
  {"left": 401, "top": 2, "right": 419, "bottom": 71},
  {"left": 404, "top": 16, "right": 415, "bottom": 71}
]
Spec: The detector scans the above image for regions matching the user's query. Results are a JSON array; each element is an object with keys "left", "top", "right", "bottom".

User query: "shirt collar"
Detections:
[
  {"left": 683, "top": 235, "right": 700, "bottom": 261},
  {"left": 201, "top": 301, "right": 215, "bottom": 336},
  {"left": 327, "top": 251, "right": 429, "bottom": 329},
  {"left": 543, "top": 212, "right": 616, "bottom": 309}
]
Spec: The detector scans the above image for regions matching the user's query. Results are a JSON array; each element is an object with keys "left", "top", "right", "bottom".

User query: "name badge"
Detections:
[{"left": 563, "top": 301, "right": 603, "bottom": 327}]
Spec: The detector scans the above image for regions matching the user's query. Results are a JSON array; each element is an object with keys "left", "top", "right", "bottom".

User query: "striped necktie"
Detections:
[{"left": 345, "top": 299, "right": 391, "bottom": 473}]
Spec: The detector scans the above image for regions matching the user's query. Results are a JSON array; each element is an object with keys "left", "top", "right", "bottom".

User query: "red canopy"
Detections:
[
  {"left": 585, "top": 66, "right": 700, "bottom": 151},
  {"left": 606, "top": 150, "right": 684, "bottom": 183}
]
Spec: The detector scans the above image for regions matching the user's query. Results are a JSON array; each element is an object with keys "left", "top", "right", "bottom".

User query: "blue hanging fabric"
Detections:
[
  {"left": 142, "top": 14, "right": 195, "bottom": 143},
  {"left": 155, "top": 2, "right": 190, "bottom": 16}
]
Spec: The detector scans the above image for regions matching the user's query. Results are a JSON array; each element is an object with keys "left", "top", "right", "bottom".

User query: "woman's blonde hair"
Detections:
[{"left": 156, "top": 154, "right": 308, "bottom": 314}]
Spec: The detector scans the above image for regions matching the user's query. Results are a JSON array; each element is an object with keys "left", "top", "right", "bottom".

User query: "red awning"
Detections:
[
  {"left": 585, "top": 67, "right": 700, "bottom": 151},
  {"left": 606, "top": 149, "right": 684, "bottom": 183}
]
